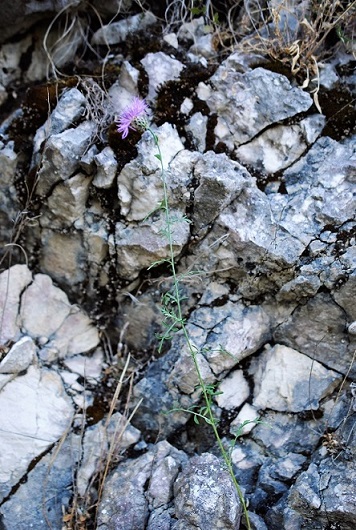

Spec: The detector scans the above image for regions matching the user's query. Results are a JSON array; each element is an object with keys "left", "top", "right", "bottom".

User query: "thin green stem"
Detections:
[{"left": 148, "top": 128, "right": 250, "bottom": 529}]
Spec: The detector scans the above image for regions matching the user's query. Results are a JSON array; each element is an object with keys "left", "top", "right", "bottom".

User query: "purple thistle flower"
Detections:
[{"left": 117, "top": 97, "right": 149, "bottom": 139}]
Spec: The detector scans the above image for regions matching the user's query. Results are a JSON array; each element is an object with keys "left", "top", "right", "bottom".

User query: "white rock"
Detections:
[
  {"left": 186, "top": 112, "right": 208, "bottom": 152},
  {"left": 20, "top": 273, "right": 71, "bottom": 338},
  {"left": 35, "top": 120, "right": 96, "bottom": 196},
  {"left": 114, "top": 211, "right": 190, "bottom": 280},
  {"left": 195, "top": 302, "right": 271, "bottom": 375},
  {"left": 92, "top": 11, "right": 157, "bottom": 45},
  {"left": 40, "top": 230, "right": 87, "bottom": 285},
  {"left": 45, "top": 309, "right": 100, "bottom": 359},
  {"left": 207, "top": 66, "right": 312, "bottom": 147},
  {"left": 163, "top": 33, "right": 179, "bottom": 49},
  {"left": 41, "top": 172, "right": 92, "bottom": 229},
  {"left": 76, "top": 412, "right": 141, "bottom": 497},
  {"left": 180, "top": 97, "right": 194, "bottom": 114},
  {"left": 141, "top": 52, "right": 185, "bottom": 101},
  {"left": 196, "top": 81, "right": 212, "bottom": 101},
  {"left": 0, "top": 265, "right": 32, "bottom": 343},
  {"left": 230, "top": 403, "right": 259, "bottom": 436},
  {"left": 32, "top": 88, "right": 87, "bottom": 160},
  {"left": 117, "top": 123, "right": 184, "bottom": 220},
  {"left": 0, "top": 365, "right": 74, "bottom": 501},
  {"left": 118, "top": 61, "right": 140, "bottom": 93},
  {"left": 63, "top": 348, "right": 103, "bottom": 380},
  {"left": 189, "top": 34, "right": 216, "bottom": 58},
  {"left": 216, "top": 369, "right": 249, "bottom": 410},
  {"left": 0, "top": 336, "right": 36, "bottom": 374},
  {"left": 93, "top": 146, "right": 117, "bottom": 189},
  {"left": 252, "top": 344, "right": 342, "bottom": 412},
  {"left": 236, "top": 115, "right": 325, "bottom": 173}
]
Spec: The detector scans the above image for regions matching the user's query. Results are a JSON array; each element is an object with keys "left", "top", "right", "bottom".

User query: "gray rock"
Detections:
[
  {"left": 40, "top": 229, "right": 87, "bottom": 285},
  {"left": 190, "top": 301, "right": 271, "bottom": 375},
  {"left": 192, "top": 152, "right": 249, "bottom": 233},
  {"left": 216, "top": 369, "right": 250, "bottom": 410},
  {"left": 97, "top": 441, "right": 188, "bottom": 530},
  {"left": 231, "top": 439, "right": 266, "bottom": 494},
  {"left": 274, "top": 293, "right": 353, "bottom": 376},
  {"left": 114, "top": 212, "right": 190, "bottom": 280},
  {"left": 141, "top": 52, "right": 185, "bottom": 101},
  {"left": 0, "top": 434, "right": 81, "bottom": 529},
  {"left": 205, "top": 66, "right": 312, "bottom": 148},
  {"left": 92, "top": 11, "right": 156, "bottom": 45},
  {"left": 0, "top": 265, "right": 32, "bottom": 343},
  {"left": 40, "top": 172, "right": 92, "bottom": 229},
  {"left": 0, "top": 336, "right": 36, "bottom": 374},
  {"left": 80, "top": 143, "right": 99, "bottom": 173},
  {"left": 287, "top": 436, "right": 356, "bottom": 530},
  {"left": 333, "top": 270, "right": 356, "bottom": 321},
  {"left": 117, "top": 124, "right": 184, "bottom": 221},
  {"left": 93, "top": 146, "right": 117, "bottom": 189},
  {"left": 186, "top": 112, "right": 208, "bottom": 152},
  {"left": 280, "top": 136, "right": 355, "bottom": 232},
  {"left": 35, "top": 120, "right": 96, "bottom": 196},
  {"left": 257, "top": 453, "right": 307, "bottom": 501},
  {"left": 132, "top": 349, "right": 193, "bottom": 437},
  {"left": 235, "top": 115, "right": 325, "bottom": 173},
  {"left": 32, "top": 88, "right": 88, "bottom": 162},
  {"left": 0, "top": 364, "right": 74, "bottom": 501},
  {"left": 76, "top": 412, "right": 141, "bottom": 497},
  {"left": 251, "top": 411, "right": 321, "bottom": 457},
  {"left": 252, "top": 344, "right": 341, "bottom": 412},
  {"left": 173, "top": 453, "right": 242, "bottom": 530}
]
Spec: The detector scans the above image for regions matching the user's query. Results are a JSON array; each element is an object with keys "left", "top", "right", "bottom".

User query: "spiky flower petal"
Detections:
[{"left": 117, "top": 97, "right": 149, "bottom": 139}]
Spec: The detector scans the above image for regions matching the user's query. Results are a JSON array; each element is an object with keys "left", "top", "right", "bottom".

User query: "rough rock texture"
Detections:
[{"left": 0, "top": 7, "right": 355, "bottom": 530}]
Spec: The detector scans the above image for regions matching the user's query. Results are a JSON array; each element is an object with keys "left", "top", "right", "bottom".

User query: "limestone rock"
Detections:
[
  {"left": 40, "top": 172, "right": 92, "bottom": 229},
  {"left": 93, "top": 146, "right": 117, "bottom": 189},
  {"left": 141, "top": 52, "right": 185, "bottom": 101},
  {"left": 252, "top": 344, "right": 341, "bottom": 412},
  {"left": 236, "top": 115, "right": 325, "bottom": 173},
  {"left": 192, "top": 152, "right": 249, "bottom": 233},
  {"left": 32, "top": 87, "right": 88, "bottom": 166},
  {"left": 0, "top": 434, "right": 81, "bottom": 530},
  {"left": 0, "top": 336, "right": 36, "bottom": 374},
  {"left": 97, "top": 441, "right": 188, "bottom": 530},
  {"left": 20, "top": 273, "right": 71, "bottom": 338},
  {"left": 274, "top": 293, "right": 353, "bottom": 376},
  {"left": 0, "top": 365, "right": 74, "bottom": 501},
  {"left": 114, "top": 212, "right": 190, "bottom": 280},
  {"left": 0, "top": 265, "right": 32, "bottom": 343},
  {"left": 40, "top": 230, "right": 87, "bottom": 285},
  {"left": 77, "top": 412, "right": 141, "bottom": 497},
  {"left": 206, "top": 66, "right": 312, "bottom": 148},
  {"left": 216, "top": 369, "right": 250, "bottom": 411},
  {"left": 190, "top": 301, "right": 271, "bottom": 375},
  {"left": 230, "top": 403, "right": 260, "bottom": 437},
  {"left": 35, "top": 120, "right": 96, "bottom": 196},
  {"left": 173, "top": 453, "right": 242, "bottom": 530},
  {"left": 92, "top": 11, "right": 156, "bottom": 45},
  {"left": 117, "top": 124, "right": 184, "bottom": 221}
]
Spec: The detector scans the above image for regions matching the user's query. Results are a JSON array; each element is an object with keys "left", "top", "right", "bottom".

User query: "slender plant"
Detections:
[{"left": 117, "top": 97, "right": 251, "bottom": 529}]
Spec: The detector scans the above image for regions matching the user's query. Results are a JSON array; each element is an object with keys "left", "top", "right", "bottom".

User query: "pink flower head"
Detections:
[{"left": 117, "top": 97, "right": 149, "bottom": 139}]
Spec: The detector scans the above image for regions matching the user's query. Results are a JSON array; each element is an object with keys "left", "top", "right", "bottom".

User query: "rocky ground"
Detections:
[{"left": 0, "top": 1, "right": 355, "bottom": 529}]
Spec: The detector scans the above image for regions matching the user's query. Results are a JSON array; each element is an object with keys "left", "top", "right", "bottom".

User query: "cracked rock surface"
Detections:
[{"left": 0, "top": 2, "right": 355, "bottom": 529}]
